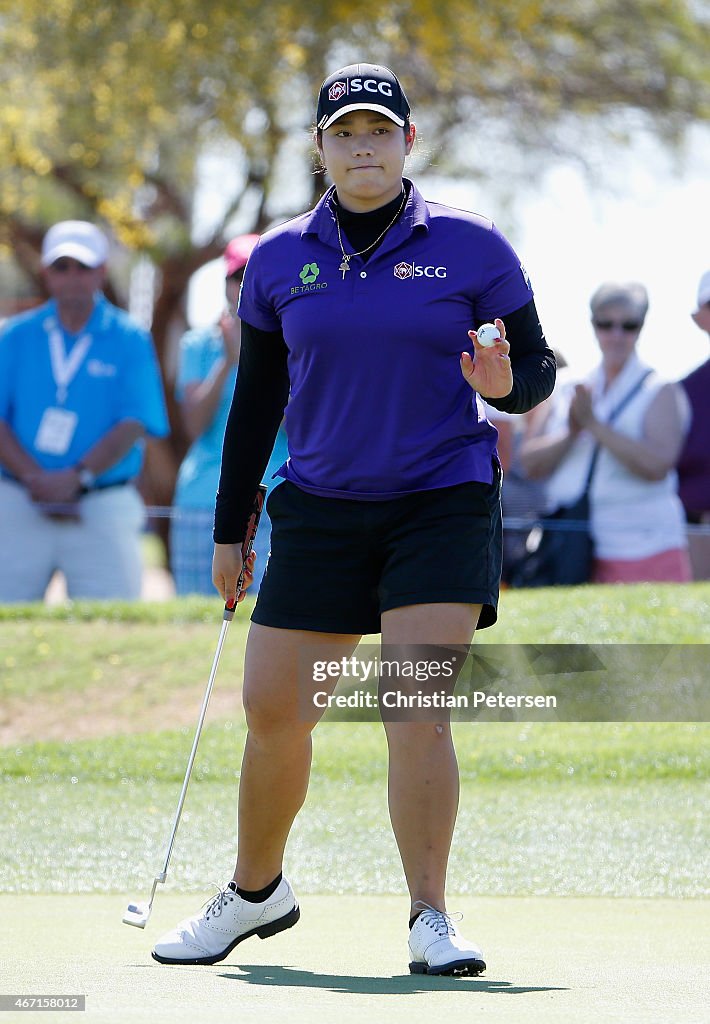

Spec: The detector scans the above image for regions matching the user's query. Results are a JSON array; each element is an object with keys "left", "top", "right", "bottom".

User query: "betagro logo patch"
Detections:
[
  {"left": 291, "top": 262, "right": 329, "bottom": 296},
  {"left": 300, "top": 263, "right": 319, "bottom": 285}
]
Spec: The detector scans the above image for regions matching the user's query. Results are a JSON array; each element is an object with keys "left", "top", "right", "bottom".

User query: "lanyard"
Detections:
[{"left": 44, "top": 316, "right": 92, "bottom": 405}]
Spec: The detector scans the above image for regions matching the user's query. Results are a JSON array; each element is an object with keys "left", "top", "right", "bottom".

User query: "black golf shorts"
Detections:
[{"left": 252, "top": 469, "right": 503, "bottom": 635}]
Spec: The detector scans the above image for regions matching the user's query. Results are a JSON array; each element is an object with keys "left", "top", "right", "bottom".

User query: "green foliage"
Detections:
[
  {"left": 2, "top": 1, "right": 707, "bottom": 494},
  {"left": 1, "top": 1, "right": 708, "bottom": 265}
]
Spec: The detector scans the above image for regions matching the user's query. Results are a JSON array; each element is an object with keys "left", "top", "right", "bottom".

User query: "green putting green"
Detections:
[
  {"left": 2, "top": 590, "right": 708, "bottom": 1022},
  {"left": 3, "top": 894, "right": 707, "bottom": 1024}
]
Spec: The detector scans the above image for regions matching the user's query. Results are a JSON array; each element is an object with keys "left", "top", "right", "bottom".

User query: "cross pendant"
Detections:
[{"left": 339, "top": 258, "right": 351, "bottom": 280}]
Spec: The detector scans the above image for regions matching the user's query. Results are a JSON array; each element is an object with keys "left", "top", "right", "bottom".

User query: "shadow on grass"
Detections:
[{"left": 217, "top": 964, "right": 568, "bottom": 995}]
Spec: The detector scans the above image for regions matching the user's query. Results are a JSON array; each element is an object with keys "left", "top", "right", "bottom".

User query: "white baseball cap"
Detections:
[
  {"left": 41, "top": 220, "right": 109, "bottom": 268},
  {"left": 696, "top": 270, "right": 710, "bottom": 310}
]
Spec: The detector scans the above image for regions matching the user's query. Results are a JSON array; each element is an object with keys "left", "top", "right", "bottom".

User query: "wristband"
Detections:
[{"left": 77, "top": 465, "right": 96, "bottom": 492}]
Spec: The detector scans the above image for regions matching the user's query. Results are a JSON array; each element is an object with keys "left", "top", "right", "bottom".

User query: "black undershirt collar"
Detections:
[{"left": 331, "top": 181, "right": 410, "bottom": 260}]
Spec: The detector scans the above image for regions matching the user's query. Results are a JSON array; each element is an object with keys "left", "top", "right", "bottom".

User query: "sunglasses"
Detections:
[
  {"left": 49, "top": 258, "right": 93, "bottom": 273},
  {"left": 593, "top": 319, "right": 643, "bottom": 333}
]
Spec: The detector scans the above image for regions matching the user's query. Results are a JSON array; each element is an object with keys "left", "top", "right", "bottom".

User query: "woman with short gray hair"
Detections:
[{"left": 521, "top": 281, "right": 692, "bottom": 583}]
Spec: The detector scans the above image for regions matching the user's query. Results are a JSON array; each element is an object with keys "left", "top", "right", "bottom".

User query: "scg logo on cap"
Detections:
[
  {"left": 329, "top": 78, "right": 394, "bottom": 101},
  {"left": 328, "top": 82, "right": 347, "bottom": 102},
  {"left": 350, "top": 78, "right": 393, "bottom": 97},
  {"left": 317, "top": 63, "right": 410, "bottom": 131}
]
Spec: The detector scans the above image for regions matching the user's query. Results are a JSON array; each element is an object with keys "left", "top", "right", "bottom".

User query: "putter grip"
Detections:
[{"left": 225, "top": 485, "right": 268, "bottom": 615}]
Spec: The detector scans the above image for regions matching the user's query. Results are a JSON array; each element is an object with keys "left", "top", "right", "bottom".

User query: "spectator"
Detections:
[
  {"left": 486, "top": 350, "right": 568, "bottom": 584},
  {"left": 677, "top": 269, "right": 710, "bottom": 579},
  {"left": 171, "top": 235, "right": 288, "bottom": 595},
  {"left": 0, "top": 220, "right": 169, "bottom": 601},
  {"left": 521, "top": 282, "right": 691, "bottom": 583}
]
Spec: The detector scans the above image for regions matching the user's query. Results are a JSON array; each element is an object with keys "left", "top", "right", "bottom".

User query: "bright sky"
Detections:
[
  {"left": 189, "top": 127, "right": 710, "bottom": 382},
  {"left": 520, "top": 166, "right": 709, "bottom": 380}
]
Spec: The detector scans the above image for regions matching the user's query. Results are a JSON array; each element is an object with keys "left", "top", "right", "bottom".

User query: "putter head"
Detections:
[{"left": 122, "top": 901, "right": 151, "bottom": 928}]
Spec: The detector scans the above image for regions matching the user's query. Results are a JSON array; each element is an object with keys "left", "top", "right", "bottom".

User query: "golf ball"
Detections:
[{"left": 476, "top": 323, "right": 500, "bottom": 347}]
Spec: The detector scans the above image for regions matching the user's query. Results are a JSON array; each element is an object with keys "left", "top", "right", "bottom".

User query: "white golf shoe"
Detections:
[
  {"left": 408, "top": 902, "right": 486, "bottom": 976},
  {"left": 152, "top": 878, "right": 299, "bottom": 965}
]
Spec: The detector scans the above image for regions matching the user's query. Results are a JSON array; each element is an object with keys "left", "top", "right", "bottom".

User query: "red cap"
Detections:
[{"left": 224, "top": 234, "right": 259, "bottom": 277}]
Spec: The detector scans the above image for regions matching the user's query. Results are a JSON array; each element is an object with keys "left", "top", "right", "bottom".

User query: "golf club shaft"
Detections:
[
  {"left": 158, "top": 609, "right": 232, "bottom": 879},
  {"left": 156, "top": 486, "right": 267, "bottom": 883}
]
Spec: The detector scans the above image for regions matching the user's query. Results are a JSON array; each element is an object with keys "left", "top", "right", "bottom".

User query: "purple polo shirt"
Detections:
[{"left": 238, "top": 180, "right": 533, "bottom": 499}]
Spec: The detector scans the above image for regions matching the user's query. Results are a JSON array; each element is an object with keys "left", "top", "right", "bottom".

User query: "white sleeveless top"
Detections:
[{"left": 542, "top": 354, "right": 689, "bottom": 559}]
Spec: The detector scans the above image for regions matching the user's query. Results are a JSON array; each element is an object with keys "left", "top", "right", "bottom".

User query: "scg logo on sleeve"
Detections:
[{"left": 394, "top": 262, "right": 448, "bottom": 280}]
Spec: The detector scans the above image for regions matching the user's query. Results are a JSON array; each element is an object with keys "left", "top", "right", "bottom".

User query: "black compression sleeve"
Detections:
[
  {"left": 213, "top": 321, "right": 290, "bottom": 545},
  {"left": 482, "top": 298, "right": 556, "bottom": 414}
]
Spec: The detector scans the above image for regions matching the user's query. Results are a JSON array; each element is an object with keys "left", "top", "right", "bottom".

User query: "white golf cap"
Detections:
[
  {"left": 696, "top": 269, "right": 710, "bottom": 310},
  {"left": 41, "top": 220, "right": 109, "bottom": 268}
]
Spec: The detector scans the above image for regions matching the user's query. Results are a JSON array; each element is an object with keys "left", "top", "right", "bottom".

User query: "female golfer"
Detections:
[{"left": 153, "top": 62, "right": 555, "bottom": 976}]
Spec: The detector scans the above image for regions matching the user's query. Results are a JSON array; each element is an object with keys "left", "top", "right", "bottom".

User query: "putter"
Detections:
[{"left": 123, "top": 486, "right": 267, "bottom": 929}]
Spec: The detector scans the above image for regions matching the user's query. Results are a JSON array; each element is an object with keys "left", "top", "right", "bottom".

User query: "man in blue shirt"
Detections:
[{"left": 0, "top": 220, "right": 169, "bottom": 601}]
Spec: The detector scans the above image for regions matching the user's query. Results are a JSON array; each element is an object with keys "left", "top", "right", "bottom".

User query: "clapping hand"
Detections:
[{"left": 569, "top": 384, "right": 595, "bottom": 429}]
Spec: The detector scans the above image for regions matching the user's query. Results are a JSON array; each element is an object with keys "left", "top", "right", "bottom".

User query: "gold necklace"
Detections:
[{"left": 334, "top": 190, "right": 407, "bottom": 280}]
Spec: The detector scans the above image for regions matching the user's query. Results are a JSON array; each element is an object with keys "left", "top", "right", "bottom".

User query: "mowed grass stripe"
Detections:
[
  {"left": 1, "top": 583, "right": 708, "bottom": 716},
  {"left": 1, "top": 586, "right": 707, "bottom": 900},
  {"left": 2, "top": 721, "right": 707, "bottom": 783},
  {"left": 2, "top": 777, "right": 707, "bottom": 897},
  {"left": 0, "top": 580, "right": 708, "bottom": 633}
]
